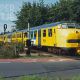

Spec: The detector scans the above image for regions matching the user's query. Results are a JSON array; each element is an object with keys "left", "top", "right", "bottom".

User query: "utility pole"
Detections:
[
  {"left": 26, "top": 22, "right": 31, "bottom": 56},
  {"left": 28, "top": 22, "right": 30, "bottom": 39},
  {"left": 3, "top": 24, "right": 7, "bottom": 43}
]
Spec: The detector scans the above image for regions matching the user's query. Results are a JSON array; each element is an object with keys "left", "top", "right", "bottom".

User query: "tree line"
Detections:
[{"left": 15, "top": 0, "right": 80, "bottom": 30}]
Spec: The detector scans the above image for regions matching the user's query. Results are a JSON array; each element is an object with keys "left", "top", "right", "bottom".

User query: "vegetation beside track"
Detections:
[
  {"left": 0, "top": 42, "right": 62, "bottom": 59},
  {"left": 0, "top": 43, "right": 24, "bottom": 59},
  {"left": 0, "top": 42, "right": 79, "bottom": 59}
]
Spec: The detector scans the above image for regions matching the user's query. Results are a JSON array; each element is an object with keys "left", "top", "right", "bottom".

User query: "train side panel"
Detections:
[
  {"left": 41, "top": 27, "right": 56, "bottom": 47},
  {"left": 12, "top": 32, "right": 28, "bottom": 45},
  {"left": 4, "top": 35, "right": 8, "bottom": 43},
  {"left": 56, "top": 29, "right": 80, "bottom": 48},
  {"left": 11, "top": 33, "right": 17, "bottom": 43},
  {"left": 35, "top": 30, "right": 38, "bottom": 46},
  {"left": 16, "top": 32, "right": 23, "bottom": 43},
  {"left": 0, "top": 35, "right": 4, "bottom": 43}
]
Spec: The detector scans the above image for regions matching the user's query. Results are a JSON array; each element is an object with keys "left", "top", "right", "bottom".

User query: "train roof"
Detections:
[
  {"left": 0, "top": 32, "right": 13, "bottom": 35},
  {"left": 30, "top": 22, "right": 62, "bottom": 30},
  {"left": 11, "top": 21, "right": 77, "bottom": 33},
  {"left": 28, "top": 21, "right": 79, "bottom": 31},
  {"left": 20, "top": 22, "right": 62, "bottom": 32},
  {"left": 0, "top": 21, "right": 78, "bottom": 35}
]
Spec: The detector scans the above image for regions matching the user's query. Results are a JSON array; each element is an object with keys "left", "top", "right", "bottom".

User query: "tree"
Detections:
[
  {"left": 72, "top": 0, "right": 80, "bottom": 23},
  {"left": 14, "top": 0, "right": 80, "bottom": 30},
  {"left": 50, "top": 0, "right": 74, "bottom": 22},
  {"left": 15, "top": 0, "right": 49, "bottom": 30},
  {"left": 15, "top": 2, "right": 32, "bottom": 30}
]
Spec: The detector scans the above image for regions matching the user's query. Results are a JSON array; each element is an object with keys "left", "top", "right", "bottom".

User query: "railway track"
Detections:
[
  {"left": 30, "top": 47, "right": 80, "bottom": 60},
  {"left": 31, "top": 49, "right": 49, "bottom": 56}
]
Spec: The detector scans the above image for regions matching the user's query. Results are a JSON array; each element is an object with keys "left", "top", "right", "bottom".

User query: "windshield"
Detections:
[{"left": 61, "top": 23, "right": 80, "bottom": 29}]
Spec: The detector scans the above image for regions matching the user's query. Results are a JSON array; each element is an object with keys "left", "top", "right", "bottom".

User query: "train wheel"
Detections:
[
  {"left": 52, "top": 48, "right": 57, "bottom": 54},
  {"left": 69, "top": 49, "right": 76, "bottom": 56},
  {"left": 48, "top": 48, "right": 52, "bottom": 53}
]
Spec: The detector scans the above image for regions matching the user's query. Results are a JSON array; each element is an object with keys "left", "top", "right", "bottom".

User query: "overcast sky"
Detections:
[{"left": 0, "top": 0, "right": 58, "bottom": 33}]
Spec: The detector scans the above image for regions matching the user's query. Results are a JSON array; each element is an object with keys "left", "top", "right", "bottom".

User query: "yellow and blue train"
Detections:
[{"left": 0, "top": 22, "right": 80, "bottom": 55}]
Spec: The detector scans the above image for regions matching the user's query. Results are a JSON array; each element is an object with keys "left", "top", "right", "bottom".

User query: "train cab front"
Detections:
[
  {"left": 67, "top": 31, "right": 80, "bottom": 55},
  {"left": 57, "top": 22, "right": 80, "bottom": 55},
  {"left": 65, "top": 23, "right": 80, "bottom": 55}
]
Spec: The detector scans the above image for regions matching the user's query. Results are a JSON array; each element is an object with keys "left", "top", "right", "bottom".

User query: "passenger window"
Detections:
[
  {"left": 24, "top": 32, "right": 28, "bottom": 38},
  {"left": 48, "top": 29, "right": 52, "bottom": 37},
  {"left": 8, "top": 35, "right": 11, "bottom": 38},
  {"left": 17, "top": 34, "right": 20, "bottom": 38},
  {"left": 13, "top": 35, "right": 15, "bottom": 38},
  {"left": 16, "top": 34, "right": 18, "bottom": 38},
  {"left": 18, "top": 34, "right": 21, "bottom": 38},
  {"left": 19, "top": 34, "right": 21, "bottom": 38},
  {"left": 4, "top": 36, "right": 6, "bottom": 40},
  {"left": 43, "top": 30, "right": 46, "bottom": 37},
  {"left": 34, "top": 31, "right": 37, "bottom": 38}
]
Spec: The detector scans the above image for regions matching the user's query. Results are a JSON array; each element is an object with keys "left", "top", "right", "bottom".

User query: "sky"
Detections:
[{"left": 0, "top": 0, "right": 58, "bottom": 33}]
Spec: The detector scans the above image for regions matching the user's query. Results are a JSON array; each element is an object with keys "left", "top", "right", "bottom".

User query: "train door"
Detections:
[
  {"left": 23, "top": 32, "right": 28, "bottom": 46},
  {"left": 22, "top": 32, "right": 24, "bottom": 44},
  {"left": 8, "top": 34, "right": 11, "bottom": 43},
  {"left": 54, "top": 28, "right": 56, "bottom": 47},
  {"left": 38, "top": 29, "right": 41, "bottom": 47}
]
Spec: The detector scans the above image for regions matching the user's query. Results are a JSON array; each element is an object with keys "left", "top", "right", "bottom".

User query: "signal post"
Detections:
[{"left": 26, "top": 22, "right": 31, "bottom": 56}]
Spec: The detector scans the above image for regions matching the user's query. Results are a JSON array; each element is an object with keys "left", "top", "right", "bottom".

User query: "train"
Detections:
[{"left": 0, "top": 21, "right": 80, "bottom": 55}]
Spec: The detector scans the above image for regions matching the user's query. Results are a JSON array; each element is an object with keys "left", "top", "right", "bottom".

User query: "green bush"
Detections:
[
  {"left": 15, "top": 42, "right": 25, "bottom": 53},
  {"left": 0, "top": 42, "right": 25, "bottom": 58}
]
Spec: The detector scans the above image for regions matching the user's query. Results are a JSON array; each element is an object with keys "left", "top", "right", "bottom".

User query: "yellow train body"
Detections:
[
  {"left": 0, "top": 35, "right": 4, "bottom": 43},
  {"left": 0, "top": 32, "right": 28, "bottom": 46},
  {"left": 33, "top": 22, "right": 80, "bottom": 55},
  {"left": 40, "top": 27, "right": 80, "bottom": 48},
  {"left": 11, "top": 32, "right": 28, "bottom": 45},
  {"left": 41, "top": 27, "right": 56, "bottom": 47},
  {"left": 0, "top": 22, "right": 80, "bottom": 55}
]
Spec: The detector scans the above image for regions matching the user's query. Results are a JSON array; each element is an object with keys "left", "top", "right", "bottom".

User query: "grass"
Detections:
[{"left": 1, "top": 75, "right": 80, "bottom": 80}]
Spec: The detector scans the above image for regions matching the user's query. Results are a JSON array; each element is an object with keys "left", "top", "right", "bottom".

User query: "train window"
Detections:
[
  {"left": 61, "top": 23, "right": 80, "bottom": 28},
  {"left": 4, "top": 36, "right": 6, "bottom": 40},
  {"left": 0, "top": 36, "right": 2, "bottom": 39},
  {"left": 13, "top": 35, "right": 15, "bottom": 38},
  {"left": 48, "top": 29, "right": 52, "bottom": 37},
  {"left": 17, "top": 34, "right": 21, "bottom": 38},
  {"left": 30, "top": 32, "right": 33, "bottom": 39},
  {"left": 67, "top": 23, "right": 76, "bottom": 28},
  {"left": 19, "top": 34, "right": 21, "bottom": 38},
  {"left": 8, "top": 35, "right": 11, "bottom": 38},
  {"left": 17, "top": 34, "right": 18, "bottom": 38},
  {"left": 24, "top": 32, "right": 28, "bottom": 38},
  {"left": 43, "top": 30, "right": 46, "bottom": 37},
  {"left": 61, "top": 24, "right": 67, "bottom": 28},
  {"left": 17, "top": 34, "right": 19, "bottom": 38},
  {"left": 34, "top": 31, "right": 37, "bottom": 38},
  {"left": 76, "top": 24, "right": 80, "bottom": 29},
  {"left": 20, "top": 34, "right": 22, "bottom": 38}
]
